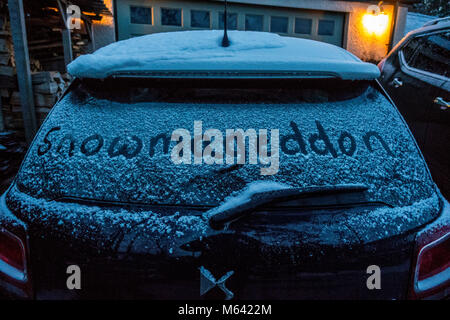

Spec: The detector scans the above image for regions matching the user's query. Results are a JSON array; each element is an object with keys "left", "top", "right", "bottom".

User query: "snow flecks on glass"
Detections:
[
  {"left": 15, "top": 86, "right": 435, "bottom": 209},
  {"left": 4, "top": 83, "right": 441, "bottom": 246}
]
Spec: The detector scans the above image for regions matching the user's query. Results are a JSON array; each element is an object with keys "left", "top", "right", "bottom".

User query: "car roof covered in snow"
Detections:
[
  {"left": 405, "top": 18, "right": 450, "bottom": 37},
  {"left": 68, "top": 30, "right": 380, "bottom": 80},
  {"left": 386, "top": 19, "right": 449, "bottom": 60}
]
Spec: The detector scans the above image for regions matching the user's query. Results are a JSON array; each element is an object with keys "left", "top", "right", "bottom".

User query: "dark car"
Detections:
[
  {"left": 0, "top": 30, "right": 449, "bottom": 300},
  {"left": 378, "top": 19, "right": 450, "bottom": 199}
]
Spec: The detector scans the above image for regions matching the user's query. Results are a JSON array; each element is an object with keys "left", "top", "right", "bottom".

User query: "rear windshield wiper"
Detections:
[{"left": 207, "top": 184, "right": 369, "bottom": 230}]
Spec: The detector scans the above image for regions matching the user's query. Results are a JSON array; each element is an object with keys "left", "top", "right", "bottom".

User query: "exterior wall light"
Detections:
[{"left": 363, "top": 2, "right": 389, "bottom": 36}]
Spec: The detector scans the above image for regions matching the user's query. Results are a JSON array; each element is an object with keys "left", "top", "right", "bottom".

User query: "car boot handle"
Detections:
[{"left": 434, "top": 97, "right": 449, "bottom": 110}]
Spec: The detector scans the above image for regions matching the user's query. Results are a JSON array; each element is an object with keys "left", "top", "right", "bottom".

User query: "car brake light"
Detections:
[
  {"left": 410, "top": 199, "right": 450, "bottom": 299},
  {"left": 0, "top": 190, "right": 32, "bottom": 298},
  {"left": 417, "top": 235, "right": 449, "bottom": 282},
  {"left": 0, "top": 228, "right": 27, "bottom": 282}
]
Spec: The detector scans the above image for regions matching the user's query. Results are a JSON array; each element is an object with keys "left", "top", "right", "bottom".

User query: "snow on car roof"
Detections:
[
  {"left": 68, "top": 30, "right": 380, "bottom": 80},
  {"left": 405, "top": 19, "right": 450, "bottom": 37}
]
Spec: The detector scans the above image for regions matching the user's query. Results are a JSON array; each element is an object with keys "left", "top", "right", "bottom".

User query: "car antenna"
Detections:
[{"left": 221, "top": 0, "right": 230, "bottom": 47}]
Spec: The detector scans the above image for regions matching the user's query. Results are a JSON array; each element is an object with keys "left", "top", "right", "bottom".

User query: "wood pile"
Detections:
[
  {"left": 0, "top": 3, "right": 71, "bottom": 131},
  {"left": 0, "top": 2, "right": 17, "bottom": 132},
  {"left": 26, "top": 5, "right": 92, "bottom": 71},
  {"left": 3, "top": 71, "right": 70, "bottom": 130}
]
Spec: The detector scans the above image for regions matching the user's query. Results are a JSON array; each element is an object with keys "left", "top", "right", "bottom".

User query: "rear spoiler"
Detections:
[{"left": 109, "top": 70, "right": 339, "bottom": 79}]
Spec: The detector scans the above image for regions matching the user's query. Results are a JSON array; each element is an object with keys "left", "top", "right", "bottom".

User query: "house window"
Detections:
[
  {"left": 191, "top": 10, "right": 210, "bottom": 28},
  {"left": 245, "top": 14, "right": 263, "bottom": 31},
  {"left": 218, "top": 12, "right": 238, "bottom": 30},
  {"left": 130, "top": 6, "right": 152, "bottom": 25},
  {"left": 270, "top": 16, "right": 288, "bottom": 34},
  {"left": 318, "top": 20, "right": 335, "bottom": 36},
  {"left": 161, "top": 8, "right": 182, "bottom": 26},
  {"left": 295, "top": 18, "right": 312, "bottom": 34}
]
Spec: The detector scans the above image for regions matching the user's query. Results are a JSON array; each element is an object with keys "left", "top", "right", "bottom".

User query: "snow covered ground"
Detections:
[{"left": 404, "top": 12, "right": 437, "bottom": 35}]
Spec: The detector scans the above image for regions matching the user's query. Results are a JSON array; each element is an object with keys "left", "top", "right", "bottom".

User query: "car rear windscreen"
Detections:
[{"left": 16, "top": 78, "right": 435, "bottom": 207}]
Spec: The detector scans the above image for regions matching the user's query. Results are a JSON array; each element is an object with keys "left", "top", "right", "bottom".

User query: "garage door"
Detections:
[{"left": 116, "top": 0, "right": 345, "bottom": 47}]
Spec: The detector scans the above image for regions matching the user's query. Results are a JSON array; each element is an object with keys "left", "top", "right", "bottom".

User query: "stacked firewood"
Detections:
[
  {"left": 4, "top": 71, "right": 70, "bottom": 130},
  {"left": 0, "top": 4, "right": 16, "bottom": 132},
  {"left": 27, "top": 6, "right": 91, "bottom": 69},
  {"left": 0, "top": 3, "right": 23, "bottom": 193},
  {"left": 0, "top": 2, "right": 71, "bottom": 131}
]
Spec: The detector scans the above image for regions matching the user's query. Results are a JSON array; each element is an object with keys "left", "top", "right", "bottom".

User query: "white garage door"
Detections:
[{"left": 116, "top": 0, "right": 345, "bottom": 47}]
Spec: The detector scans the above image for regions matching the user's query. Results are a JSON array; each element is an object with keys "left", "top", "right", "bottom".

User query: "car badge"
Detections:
[{"left": 199, "top": 266, "right": 234, "bottom": 300}]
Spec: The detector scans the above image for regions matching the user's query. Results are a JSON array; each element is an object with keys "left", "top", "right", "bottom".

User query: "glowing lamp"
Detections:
[
  {"left": 363, "top": 12, "right": 389, "bottom": 35},
  {"left": 363, "top": 3, "right": 389, "bottom": 36}
]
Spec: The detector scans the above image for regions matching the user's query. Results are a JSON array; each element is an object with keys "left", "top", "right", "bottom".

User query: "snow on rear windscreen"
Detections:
[{"left": 17, "top": 79, "right": 434, "bottom": 207}]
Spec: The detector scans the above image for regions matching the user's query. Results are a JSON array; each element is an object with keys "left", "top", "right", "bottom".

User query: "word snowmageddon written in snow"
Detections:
[{"left": 37, "top": 120, "right": 394, "bottom": 175}]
